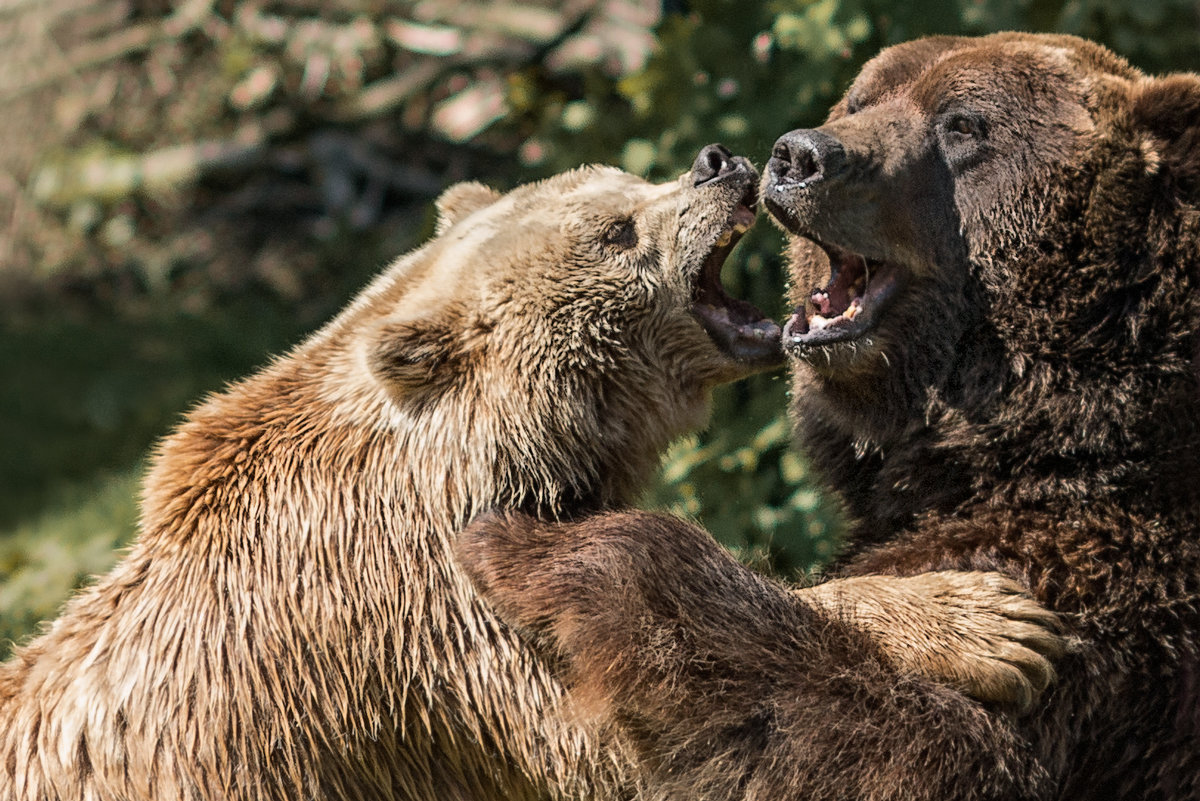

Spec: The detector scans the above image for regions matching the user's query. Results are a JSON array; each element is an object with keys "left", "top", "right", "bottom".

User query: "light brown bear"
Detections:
[{"left": 0, "top": 149, "right": 1059, "bottom": 800}]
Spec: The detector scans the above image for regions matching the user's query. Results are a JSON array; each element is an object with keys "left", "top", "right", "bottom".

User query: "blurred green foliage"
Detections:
[
  {"left": 4, "top": 0, "right": 1199, "bottom": 653},
  {"left": 0, "top": 469, "right": 139, "bottom": 644}
]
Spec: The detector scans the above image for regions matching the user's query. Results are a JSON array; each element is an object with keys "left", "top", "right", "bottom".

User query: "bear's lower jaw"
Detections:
[
  {"left": 692, "top": 302, "right": 783, "bottom": 367},
  {"left": 689, "top": 200, "right": 785, "bottom": 371},
  {"left": 781, "top": 240, "right": 904, "bottom": 359}
]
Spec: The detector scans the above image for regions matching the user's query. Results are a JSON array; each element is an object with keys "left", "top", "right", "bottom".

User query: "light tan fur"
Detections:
[
  {"left": 797, "top": 571, "right": 1064, "bottom": 710},
  {"left": 0, "top": 164, "right": 1059, "bottom": 800}
]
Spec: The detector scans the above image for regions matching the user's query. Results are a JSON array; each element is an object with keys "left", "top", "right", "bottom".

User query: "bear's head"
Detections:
[
  {"left": 763, "top": 33, "right": 1200, "bottom": 467},
  {"left": 333, "top": 146, "right": 779, "bottom": 516}
]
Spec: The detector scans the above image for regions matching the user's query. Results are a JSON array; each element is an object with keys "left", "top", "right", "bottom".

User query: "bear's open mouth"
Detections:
[
  {"left": 690, "top": 187, "right": 784, "bottom": 367},
  {"left": 782, "top": 240, "right": 903, "bottom": 349}
]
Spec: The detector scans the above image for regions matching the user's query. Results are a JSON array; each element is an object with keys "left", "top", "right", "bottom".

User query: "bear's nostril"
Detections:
[
  {"left": 793, "top": 148, "right": 820, "bottom": 183},
  {"left": 692, "top": 143, "right": 735, "bottom": 186},
  {"left": 703, "top": 148, "right": 726, "bottom": 174}
]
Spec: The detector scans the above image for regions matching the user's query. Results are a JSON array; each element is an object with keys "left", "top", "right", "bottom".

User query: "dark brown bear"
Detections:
[{"left": 458, "top": 33, "right": 1200, "bottom": 800}]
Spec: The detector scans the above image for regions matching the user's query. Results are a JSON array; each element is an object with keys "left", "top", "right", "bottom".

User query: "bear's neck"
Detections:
[
  {"left": 139, "top": 344, "right": 645, "bottom": 551},
  {"left": 815, "top": 343, "right": 1200, "bottom": 548}
]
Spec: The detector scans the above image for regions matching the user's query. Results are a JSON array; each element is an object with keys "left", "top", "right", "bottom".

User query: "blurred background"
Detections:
[{"left": 2, "top": 0, "right": 1198, "bottom": 654}]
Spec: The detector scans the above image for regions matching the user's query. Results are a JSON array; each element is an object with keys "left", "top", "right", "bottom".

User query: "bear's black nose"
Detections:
[
  {"left": 692, "top": 144, "right": 737, "bottom": 186},
  {"left": 769, "top": 130, "right": 846, "bottom": 186}
]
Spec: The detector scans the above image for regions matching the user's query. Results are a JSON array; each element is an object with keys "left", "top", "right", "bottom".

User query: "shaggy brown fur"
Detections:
[
  {"left": 460, "top": 512, "right": 1064, "bottom": 800},
  {"left": 459, "top": 33, "right": 1200, "bottom": 800},
  {"left": 0, "top": 150, "right": 1055, "bottom": 800}
]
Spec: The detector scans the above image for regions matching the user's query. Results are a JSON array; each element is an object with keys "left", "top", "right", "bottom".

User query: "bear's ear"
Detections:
[
  {"left": 368, "top": 313, "right": 467, "bottom": 397},
  {"left": 1133, "top": 74, "right": 1200, "bottom": 185},
  {"left": 435, "top": 181, "right": 502, "bottom": 234}
]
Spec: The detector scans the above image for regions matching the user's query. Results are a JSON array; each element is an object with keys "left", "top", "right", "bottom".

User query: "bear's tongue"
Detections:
[
  {"left": 691, "top": 204, "right": 783, "bottom": 367},
  {"left": 809, "top": 250, "right": 868, "bottom": 330},
  {"left": 783, "top": 243, "right": 901, "bottom": 345}
]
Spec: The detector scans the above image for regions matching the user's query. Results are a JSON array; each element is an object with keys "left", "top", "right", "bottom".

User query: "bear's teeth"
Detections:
[
  {"left": 716, "top": 230, "right": 733, "bottom": 247},
  {"left": 845, "top": 301, "right": 861, "bottom": 320},
  {"left": 733, "top": 222, "right": 751, "bottom": 234}
]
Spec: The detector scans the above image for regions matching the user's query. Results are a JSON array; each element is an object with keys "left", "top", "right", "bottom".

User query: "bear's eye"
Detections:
[
  {"left": 602, "top": 218, "right": 638, "bottom": 249},
  {"left": 945, "top": 113, "right": 984, "bottom": 138}
]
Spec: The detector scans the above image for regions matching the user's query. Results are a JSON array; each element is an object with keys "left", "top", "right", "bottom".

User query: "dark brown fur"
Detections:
[
  {"left": 459, "top": 34, "right": 1200, "bottom": 800},
  {"left": 460, "top": 512, "right": 1056, "bottom": 801}
]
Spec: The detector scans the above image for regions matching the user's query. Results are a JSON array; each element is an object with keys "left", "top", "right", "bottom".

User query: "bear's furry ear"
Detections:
[
  {"left": 435, "top": 182, "right": 502, "bottom": 234},
  {"left": 368, "top": 315, "right": 465, "bottom": 397},
  {"left": 1133, "top": 74, "right": 1200, "bottom": 186}
]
